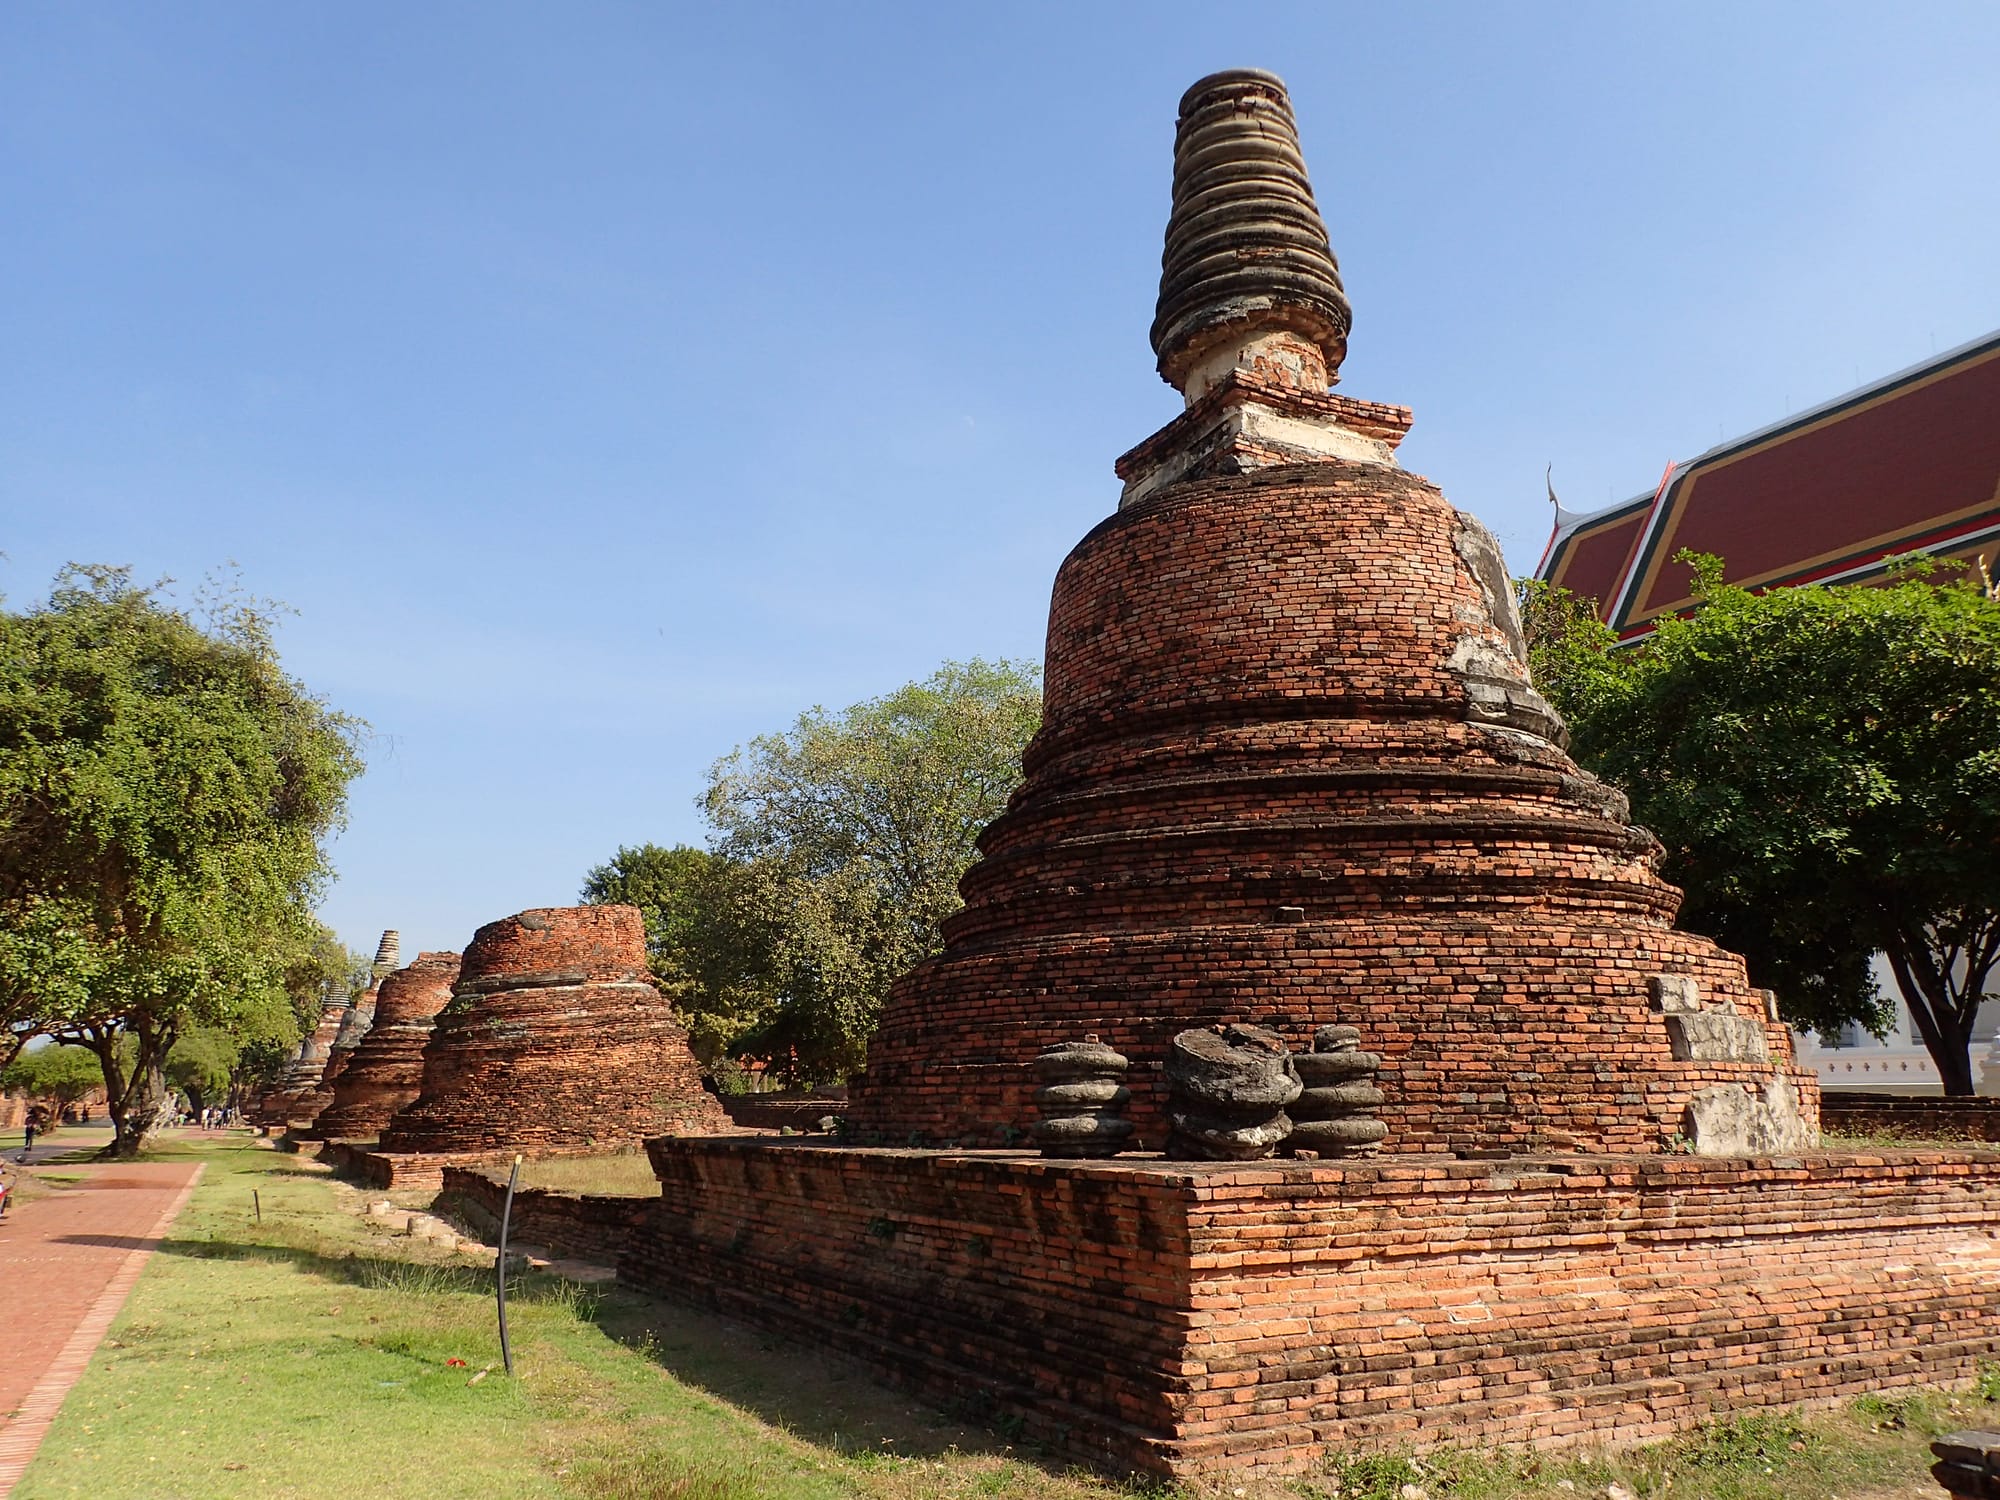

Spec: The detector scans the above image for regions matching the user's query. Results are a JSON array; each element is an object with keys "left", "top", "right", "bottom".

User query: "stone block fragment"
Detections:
[
  {"left": 1288, "top": 1024, "right": 1387, "bottom": 1157},
  {"left": 1684, "top": 1075, "right": 1813, "bottom": 1155},
  {"left": 1648, "top": 974, "right": 1703, "bottom": 1014},
  {"left": 1665, "top": 1010, "right": 1771, "bottom": 1064},
  {"left": 1931, "top": 1430, "right": 2000, "bottom": 1498},
  {"left": 1032, "top": 1035, "right": 1134, "bottom": 1158},
  {"left": 1165, "top": 1024, "right": 1300, "bottom": 1160}
]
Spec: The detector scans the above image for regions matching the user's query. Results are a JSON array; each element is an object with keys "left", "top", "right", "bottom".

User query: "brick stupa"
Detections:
[
  {"left": 307, "top": 949, "right": 461, "bottom": 1142},
  {"left": 254, "top": 997, "right": 348, "bottom": 1128},
  {"left": 629, "top": 70, "right": 2000, "bottom": 1480},
  {"left": 290, "top": 930, "right": 398, "bottom": 1130},
  {"left": 380, "top": 905, "right": 724, "bottom": 1154},
  {"left": 851, "top": 68, "right": 1816, "bottom": 1157}
]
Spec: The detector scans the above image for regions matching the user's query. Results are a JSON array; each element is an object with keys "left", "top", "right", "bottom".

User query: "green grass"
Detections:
[
  {"left": 506, "top": 1152, "right": 665, "bottom": 1197},
  {"left": 15, "top": 1135, "right": 1997, "bottom": 1500},
  {"left": 1819, "top": 1127, "right": 1997, "bottom": 1150}
]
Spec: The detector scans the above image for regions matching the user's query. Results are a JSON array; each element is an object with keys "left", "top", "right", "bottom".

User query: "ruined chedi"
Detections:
[
  {"left": 307, "top": 950, "right": 461, "bottom": 1141},
  {"left": 290, "top": 930, "right": 399, "bottom": 1129},
  {"left": 256, "top": 995, "right": 348, "bottom": 1127},
  {"left": 381, "top": 906, "right": 724, "bottom": 1154},
  {"left": 851, "top": 68, "right": 1815, "bottom": 1156}
]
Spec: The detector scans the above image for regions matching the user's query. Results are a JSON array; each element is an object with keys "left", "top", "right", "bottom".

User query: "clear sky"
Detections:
[{"left": 5, "top": 2, "right": 1998, "bottom": 962}]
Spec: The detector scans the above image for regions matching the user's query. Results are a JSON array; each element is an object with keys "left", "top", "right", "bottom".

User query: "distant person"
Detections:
[{"left": 22, "top": 1120, "right": 37, "bottom": 1159}]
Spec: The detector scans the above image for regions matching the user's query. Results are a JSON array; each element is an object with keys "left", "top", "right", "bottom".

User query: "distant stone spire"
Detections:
[
  {"left": 371, "top": 930, "right": 400, "bottom": 980},
  {"left": 1151, "top": 68, "right": 1351, "bottom": 401}
]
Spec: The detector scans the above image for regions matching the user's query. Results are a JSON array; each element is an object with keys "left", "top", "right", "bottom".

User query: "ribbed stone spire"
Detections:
[
  {"left": 371, "top": 929, "right": 400, "bottom": 979},
  {"left": 1150, "top": 68, "right": 1351, "bottom": 399}
]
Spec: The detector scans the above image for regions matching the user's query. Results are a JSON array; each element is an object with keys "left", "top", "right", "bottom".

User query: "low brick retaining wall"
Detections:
[
  {"left": 314, "top": 1139, "right": 514, "bottom": 1193},
  {"left": 435, "top": 1166, "right": 648, "bottom": 1265},
  {"left": 1821, "top": 1093, "right": 2000, "bottom": 1142},
  {"left": 624, "top": 1138, "right": 2000, "bottom": 1480},
  {"left": 718, "top": 1095, "right": 844, "bottom": 1132}
]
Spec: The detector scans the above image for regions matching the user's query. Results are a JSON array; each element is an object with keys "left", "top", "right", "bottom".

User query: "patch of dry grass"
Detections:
[{"left": 508, "top": 1152, "right": 664, "bottom": 1197}]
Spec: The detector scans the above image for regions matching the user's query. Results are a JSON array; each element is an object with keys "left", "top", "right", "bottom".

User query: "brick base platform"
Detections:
[
  {"left": 312, "top": 1139, "right": 518, "bottom": 1194},
  {"left": 623, "top": 1137, "right": 2000, "bottom": 1480}
]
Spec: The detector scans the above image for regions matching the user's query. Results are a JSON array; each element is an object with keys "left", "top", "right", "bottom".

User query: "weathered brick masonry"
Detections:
[
  {"left": 252, "top": 999, "right": 345, "bottom": 1128},
  {"left": 288, "top": 985, "right": 377, "bottom": 1129},
  {"left": 381, "top": 905, "right": 724, "bottom": 1154},
  {"left": 1821, "top": 1094, "right": 2000, "bottom": 1144},
  {"left": 437, "top": 1165, "right": 648, "bottom": 1265},
  {"left": 631, "top": 67, "right": 1976, "bottom": 1478},
  {"left": 309, "top": 951, "right": 462, "bottom": 1142},
  {"left": 626, "top": 1138, "right": 2000, "bottom": 1478},
  {"left": 849, "top": 459, "right": 1814, "bottom": 1154},
  {"left": 848, "top": 68, "right": 1813, "bottom": 1157}
]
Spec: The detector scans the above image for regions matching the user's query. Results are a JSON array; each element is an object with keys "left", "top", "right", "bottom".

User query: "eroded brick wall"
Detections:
[
  {"left": 437, "top": 1166, "right": 648, "bottom": 1264},
  {"left": 310, "top": 952, "right": 461, "bottom": 1142},
  {"left": 1823, "top": 1094, "right": 2000, "bottom": 1143},
  {"left": 625, "top": 1138, "right": 2000, "bottom": 1479}
]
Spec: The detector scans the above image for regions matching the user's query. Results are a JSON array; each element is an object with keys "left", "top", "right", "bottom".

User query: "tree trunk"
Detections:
[
  {"left": 93, "top": 1019, "right": 175, "bottom": 1159},
  {"left": 1885, "top": 933, "right": 1982, "bottom": 1097}
]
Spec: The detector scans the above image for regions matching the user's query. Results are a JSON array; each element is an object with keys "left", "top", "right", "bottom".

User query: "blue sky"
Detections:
[{"left": 5, "top": 3, "right": 1998, "bottom": 962}]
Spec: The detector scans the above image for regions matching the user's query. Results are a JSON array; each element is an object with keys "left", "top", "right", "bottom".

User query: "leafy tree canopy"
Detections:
[
  {"left": 580, "top": 843, "right": 779, "bottom": 1063},
  {"left": 605, "top": 658, "right": 1042, "bottom": 1088},
  {"left": 2, "top": 1040, "right": 105, "bottom": 1113},
  {"left": 0, "top": 566, "right": 366, "bottom": 1152},
  {"left": 1526, "top": 554, "right": 2000, "bottom": 1091}
]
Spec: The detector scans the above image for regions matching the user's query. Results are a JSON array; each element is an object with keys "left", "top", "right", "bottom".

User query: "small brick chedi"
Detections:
[
  {"left": 852, "top": 68, "right": 1813, "bottom": 1157},
  {"left": 381, "top": 905, "right": 723, "bottom": 1154},
  {"left": 254, "top": 996, "right": 347, "bottom": 1127},
  {"left": 290, "top": 930, "right": 399, "bottom": 1130},
  {"left": 308, "top": 950, "right": 461, "bottom": 1142}
]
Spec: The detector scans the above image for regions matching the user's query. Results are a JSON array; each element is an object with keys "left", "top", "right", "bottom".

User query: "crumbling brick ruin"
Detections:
[
  {"left": 849, "top": 69, "right": 1814, "bottom": 1159},
  {"left": 380, "top": 905, "right": 724, "bottom": 1154},
  {"left": 307, "top": 950, "right": 461, "bottom": 1142},
  {"left": 289, "top": 930, "right": 398, "bottom": 1130},
  {"left": 252, "top": 997, "right": 347, "bottom": 1128}
]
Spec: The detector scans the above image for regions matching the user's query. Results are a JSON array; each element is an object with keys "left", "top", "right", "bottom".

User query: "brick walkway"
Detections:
[{"left": 0, "top": 1156, "right": 205, "bottom": 1496}]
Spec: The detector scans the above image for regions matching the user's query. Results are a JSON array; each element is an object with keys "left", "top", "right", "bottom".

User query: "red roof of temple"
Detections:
[{"left": 1537, "top": 329, "right": 2000, "bottom": 638}]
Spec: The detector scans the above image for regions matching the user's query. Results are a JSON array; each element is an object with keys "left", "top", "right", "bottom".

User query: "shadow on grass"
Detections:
[{"left": 136, "top": 1229, "right": 1022, "bottom": 1465}]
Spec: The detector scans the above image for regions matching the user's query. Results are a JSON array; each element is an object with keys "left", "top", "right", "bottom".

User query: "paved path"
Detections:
[{"left": 0, "top": 1157, "right": 205, "bottom": 1496}]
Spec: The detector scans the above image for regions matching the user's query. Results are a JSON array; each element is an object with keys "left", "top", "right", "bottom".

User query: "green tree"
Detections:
[
  {"left": 0, "top": 567, "right": 366, "bottom": 1154},
  {"left": 2, "top": 1041, "right": 105, "bottom": 1118},
  {"left": 1526, "top": 557, "right": 2000, "bottom": 1091},
  {"left": 580, "top": 843, "right": 780, "bottom": 1064},
  {"left": 166, "top": 1026, "right": 238, "bottom": 1120},
  {"left": 701, "top": 658, "right": 1042, "bottom": 1085}
]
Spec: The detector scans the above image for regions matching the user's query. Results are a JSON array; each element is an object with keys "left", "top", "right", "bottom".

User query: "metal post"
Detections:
[
  {"left": 253, "top": 1190, "right": 261, "bottom": 1225},
  {"left": 496, "top": 1154, "right": 521, "bottom": 1376}
]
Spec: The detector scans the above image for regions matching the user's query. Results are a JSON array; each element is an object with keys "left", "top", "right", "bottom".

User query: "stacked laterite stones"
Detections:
[
  {"left": 381, "top": 905, "right": 724, "bottom": 1154},
  {"left": 850, "top": 68, "right": 1815, "bottom": 1158},
  {"left": 307, "top": 950, "right": 461, "bottom": 1142}
]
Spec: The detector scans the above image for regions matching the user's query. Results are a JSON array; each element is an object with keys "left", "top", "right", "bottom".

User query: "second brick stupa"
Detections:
[{"left": 380, "top": 905, "right": 724, "bottom": 1154}]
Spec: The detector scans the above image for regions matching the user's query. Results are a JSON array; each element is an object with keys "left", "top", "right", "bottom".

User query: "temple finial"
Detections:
[{"left": 1150, "top": 69, "right": 1351, "bottom": 403}]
